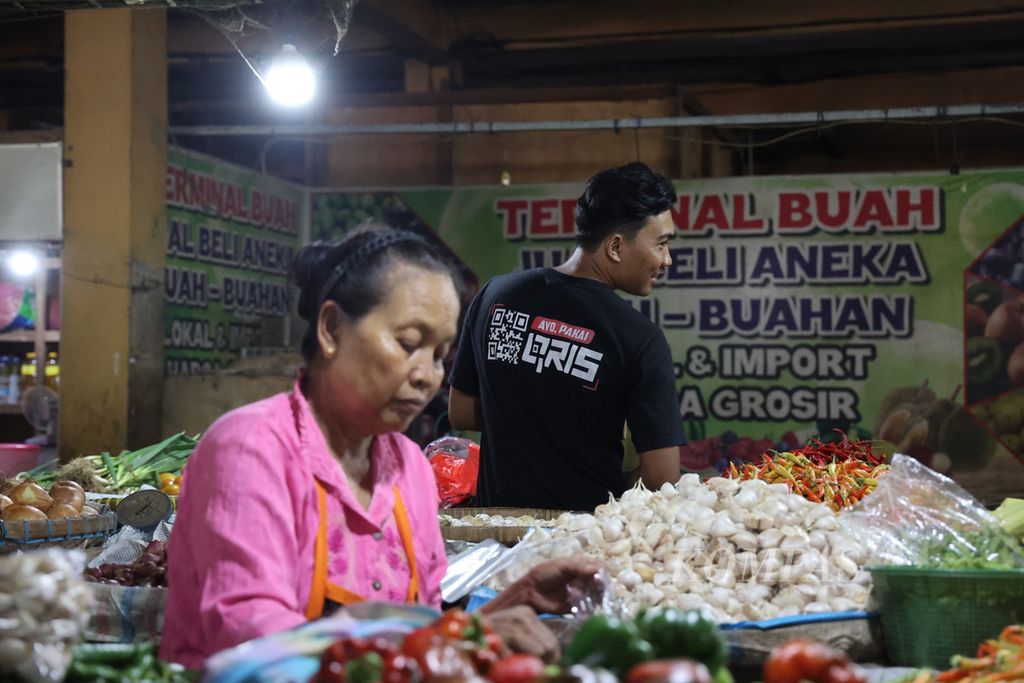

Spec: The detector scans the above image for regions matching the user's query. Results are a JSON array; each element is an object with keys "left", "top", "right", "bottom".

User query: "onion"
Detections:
[
  {"left": 49, "top": 484, "right": 85, "bottom": 512},
  {"left": 47, "top": 503, "right": 81, "bottom": 520},
  {"left": 0, "top": 493, "right": 12, "bottom": 512},
  {"left": 1, "top": 503, "right": 47, "bottom": 522},
  {"left": 9, "top": 481, "right": 53, "bottom": 512}
]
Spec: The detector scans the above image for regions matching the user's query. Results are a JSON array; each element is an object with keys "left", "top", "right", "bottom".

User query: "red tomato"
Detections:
[
  {"left": 823, "top": 664, "right": 867, "bottom": 683},
  {"left": 401, "top": 628, "right": 476, "bottom": 679},
  {"left": 322, "top": 637, "right": 397, "bottom": 665},
  {"left": 764, "top": 640, "right": 848, "bottom": 683},
  {"left": 401, "top": 627, "right": 441, "bottom": 663},
  {"left": 488, "top": 654, "right": 546, "bottom": 683},
  {"left": 486, "top": 633, "right": 509, "bottom": 657},
  {"left": 312, "top": 660, "right": 346, "bottom": 683},
  {"left": 471, "top": 647, "right": 500, "bottom": 675},
  {"left": 626, "top": 660, "right": 712, "bottom": 683},
  {"left": 382, "top": 653, "right": 418, "bottom": 683},
  {"left": 434, "top": 609, "right": 473, "bottom": 640},
  {"left": 420, "top": 642, "right": 478, "bottom": 679}
]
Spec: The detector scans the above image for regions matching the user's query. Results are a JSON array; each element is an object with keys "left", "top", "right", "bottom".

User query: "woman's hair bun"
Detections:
[{"left": 290, "top": 243, "right": 333, "bottom": 321}]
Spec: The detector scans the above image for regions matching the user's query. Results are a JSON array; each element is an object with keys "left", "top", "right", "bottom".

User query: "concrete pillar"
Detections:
[{"left": 61, "top": 8, "right": 167, "bottom": 460}]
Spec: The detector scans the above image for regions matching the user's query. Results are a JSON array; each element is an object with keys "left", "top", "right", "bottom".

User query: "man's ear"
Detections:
[
  {"left": 316, "top": 301, "right": 343, "bottom": 359},
  {"left": 605, "top": 233, "right": 625, "bottom": 263}
]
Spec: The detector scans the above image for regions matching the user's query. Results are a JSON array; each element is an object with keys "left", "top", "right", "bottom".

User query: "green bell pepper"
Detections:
[
  {"left": 563, "top": 615, "right": 655, "bottom": 677},
  {"left": 346, "top": 651, "right": 385, "bottom": 683},
  {"left": 634, "top": 608, "right": 728, "bottom": 672}
]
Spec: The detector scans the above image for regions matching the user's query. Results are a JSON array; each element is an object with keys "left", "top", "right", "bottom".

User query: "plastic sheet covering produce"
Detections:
[
  {"left": 839, "top": 454, "right": 1024, "bottom": 568},
  {"left": 202, "top": 603, "right": 438, "bottom": 683},
  {"left": 0, "top": 549, "right": 94, "bottom": 683},
  {"left": 84, "top": 583, "right": 166, "bottom": 644},
  {"left": 440, "top": 538, "right": 510, "bottom": 603},
  {"left": 441, "top": 527, "right": 578, "bottom": 605},
  {"left": 84, "top": 518, "right": 173, "bottom": 643}
]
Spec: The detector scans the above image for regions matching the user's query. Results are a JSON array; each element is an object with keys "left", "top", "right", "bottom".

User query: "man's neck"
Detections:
[{"left": 554, "top": 247, "right": 615, "bottom": 289}]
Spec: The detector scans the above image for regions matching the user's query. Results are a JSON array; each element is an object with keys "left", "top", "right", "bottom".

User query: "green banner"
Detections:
[
  {"left": 165, "top": 147, "right": 305, "bottom": 375},
  {"left": 312, "top": 172, "right": 1024, "bottom": 490}
]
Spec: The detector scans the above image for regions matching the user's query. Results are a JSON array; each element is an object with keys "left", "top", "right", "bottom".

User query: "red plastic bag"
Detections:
[{"left": 425, "top": 437, "right": 480, "bottom": 508}]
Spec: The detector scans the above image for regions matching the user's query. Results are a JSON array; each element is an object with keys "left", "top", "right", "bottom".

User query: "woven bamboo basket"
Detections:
[
  {"left": 439, "top": 507, "right": 566, "bottom": 545},
  {"left": 0, "top": 503, "right": 117, "bottom": 553}
]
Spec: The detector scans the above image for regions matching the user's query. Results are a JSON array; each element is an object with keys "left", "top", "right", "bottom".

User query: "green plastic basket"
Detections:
[{"left": 869, "top": 566, "right": 1024, "bottom": 669}]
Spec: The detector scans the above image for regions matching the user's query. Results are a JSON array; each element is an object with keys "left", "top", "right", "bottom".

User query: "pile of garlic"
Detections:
[
  {"left": 489, "top": 474, "right": 873, "bottom": 623},
  {"left": 0, "top": 549, "right": 94, "bottom": 683},
  {"left": 439, "top": 513, "right": 558, "bottom": 528}
]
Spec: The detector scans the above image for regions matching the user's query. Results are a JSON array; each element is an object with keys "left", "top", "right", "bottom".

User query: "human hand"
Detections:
[
  {"left": 483, "top": 555, "right": 604, "bottom": 615},
  {"left": 484, "top": 605, "right": 560, "bottom": 663}
]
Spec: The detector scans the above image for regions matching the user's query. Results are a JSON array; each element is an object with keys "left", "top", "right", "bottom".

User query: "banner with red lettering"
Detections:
[
  {"left": 311, "top": 172, "right": 1024, "bottom": 500},
  {"left": 165, "top": 147, "right": 306, "bottom": 375}
]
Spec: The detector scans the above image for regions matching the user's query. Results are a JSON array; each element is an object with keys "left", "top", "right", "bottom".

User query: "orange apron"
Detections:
[{"left": 304, "top": 479, "right": 420, "bottom": 620}]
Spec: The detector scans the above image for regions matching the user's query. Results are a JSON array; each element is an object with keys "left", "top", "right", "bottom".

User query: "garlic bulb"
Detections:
[{"left": 485, "top": 469, "right": 875, "bottom": 623}]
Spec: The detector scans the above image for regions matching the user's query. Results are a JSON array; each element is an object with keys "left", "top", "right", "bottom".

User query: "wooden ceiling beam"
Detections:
[{"left": 353, "top": 0, "right": 450, "bottom": 64}]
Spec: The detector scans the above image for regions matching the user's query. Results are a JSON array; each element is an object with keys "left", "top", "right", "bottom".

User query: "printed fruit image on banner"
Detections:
[
  {"left": 964, "top": 213, "right": 1024, "bottom": 465},
  {"left": 311, "top": 191, "right": 477, "bottom": 289},
  {"left": 874, "top": 382, "right": 994, "bottom": 473},
  {"left": 311, "top": 171, "right": 1024, "bottom": 500}
]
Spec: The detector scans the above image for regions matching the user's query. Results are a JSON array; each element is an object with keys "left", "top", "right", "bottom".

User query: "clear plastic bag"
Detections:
[
  {"left": 0, "top": 549, "right": 94, "bottom": 683},
  {"left": 479, "top": 527, "right": 627, "bottom": 620},
  {"left": 440, "top": 539, "right": 511, "bottom": 603},
  {"left": 839, "top": 454, "right": 1024, "bottom": 568},
  {"left": 88, "top": 517, "right": 173, "bottom": 569},
  {"left": 424, "top": 436, "right": 479, "bottom": 508}
]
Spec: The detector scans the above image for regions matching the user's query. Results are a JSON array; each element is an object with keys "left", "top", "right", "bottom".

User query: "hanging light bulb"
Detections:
[
  {"left": 264, "top": 43, "right": 316, "bottom": 107},
  {"left": 500, "top": 170, "right": 512, "bottom": 186},
  {"left": 5, "top": 249, "right": 39, "bottom": 278}
]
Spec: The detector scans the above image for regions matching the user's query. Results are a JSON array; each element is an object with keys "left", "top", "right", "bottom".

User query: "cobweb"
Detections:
[{"left": 183, "top": 0, "right": 357, "bottom": 83}]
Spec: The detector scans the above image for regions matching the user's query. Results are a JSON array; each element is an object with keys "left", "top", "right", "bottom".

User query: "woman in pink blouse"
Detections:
[{"left": 161, "top": 227, "right": 598, "bottom": 669}]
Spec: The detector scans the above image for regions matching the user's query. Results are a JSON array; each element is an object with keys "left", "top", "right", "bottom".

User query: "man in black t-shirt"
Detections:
[{"left": 448, "top": 162, "right": 685, "bottom": 511}]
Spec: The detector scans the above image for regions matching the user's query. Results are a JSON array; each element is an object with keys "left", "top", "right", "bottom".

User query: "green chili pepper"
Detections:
[
  {"left": 66, "top": 660, "right": 124, "bottom": 681},
  {"left": 564, "top": 615, "right": 654, "bottom": 676},
  {"left": 72, "top": 643, "right": 146, "bottom": 665},
  {"left": 462, "top": 612, "right": 488, "bottom": 646},
  {"left": 634, "top": 608, "right": 728, "bottom": 673},
  {"left": 125, "top": 652, "right": 156, "bottom": 681}
]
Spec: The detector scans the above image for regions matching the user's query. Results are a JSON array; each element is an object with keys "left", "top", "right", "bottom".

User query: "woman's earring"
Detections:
[{"left": 326, "top": 344, "right": 336, "bottom": 357}]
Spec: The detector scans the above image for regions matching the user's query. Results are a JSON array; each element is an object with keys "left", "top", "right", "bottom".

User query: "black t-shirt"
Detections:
[{"left": 449, "top": 268, "right": 684, "bottom": 511}]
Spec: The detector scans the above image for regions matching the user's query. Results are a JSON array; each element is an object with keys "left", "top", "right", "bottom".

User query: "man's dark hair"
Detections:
[{"left": 574, "top": 162, "right": 677, "bottom": 250}]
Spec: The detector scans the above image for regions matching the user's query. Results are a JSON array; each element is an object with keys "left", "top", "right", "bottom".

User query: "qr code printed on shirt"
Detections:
[{"left": 487, "top": 306, "right": 529, "bottom": 364}]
